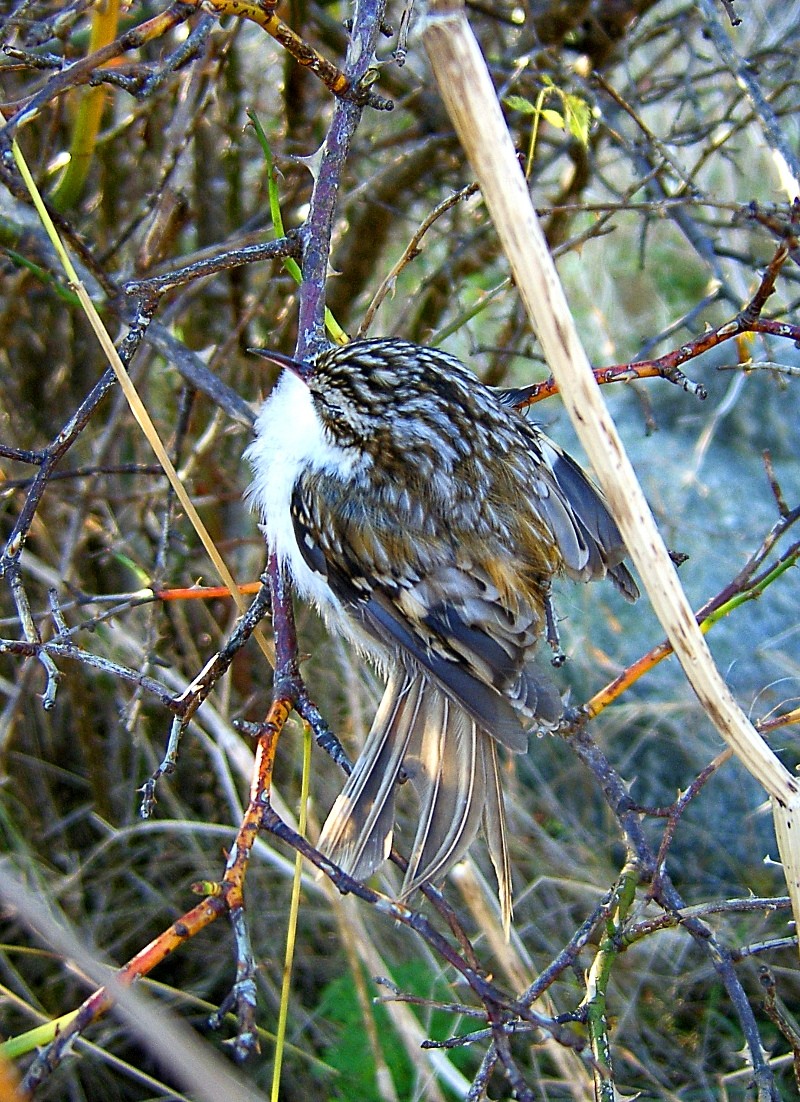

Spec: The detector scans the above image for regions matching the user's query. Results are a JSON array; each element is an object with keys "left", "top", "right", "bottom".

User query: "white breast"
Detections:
[{"left": 244, "top": 370, "right": 353, "bottom": 618}]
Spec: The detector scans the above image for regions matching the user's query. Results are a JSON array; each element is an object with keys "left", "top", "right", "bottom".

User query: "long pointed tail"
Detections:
[
  {"left": 316, "top": 669, "right": 422, "bottom": 878},
  {"left": 317, "top": 671, "right": 513, "bottom": 930}
]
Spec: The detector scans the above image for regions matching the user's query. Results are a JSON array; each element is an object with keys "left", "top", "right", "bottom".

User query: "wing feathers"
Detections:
[
  {"left": 364, "top": 591, "right": 532, "bottom": 750},
  {"left": 537, "top": 437, "right": 639, "bottom": 601}
]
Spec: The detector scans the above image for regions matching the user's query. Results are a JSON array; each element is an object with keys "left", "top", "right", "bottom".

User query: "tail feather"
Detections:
[
  {"left": 317, "top": 669, "right": 422, "bottom": 879},
  {"left": 482, "top": 738, "right": 512, "bottom": 936},
  {"left": 401, "top": 690, "right": 486, "bottom": 897},
  {"left": 318, "top": 671, "right": 514, "bottom": 926}
]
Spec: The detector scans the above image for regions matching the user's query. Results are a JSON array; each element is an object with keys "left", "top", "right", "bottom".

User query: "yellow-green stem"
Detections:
[
  {"left": 248, "top": 110, "right": 348, "bottom": 346},
  {"left": 271, "top": 724, "right": 312, "bottom": 1101},
  {"left": 583, "top": 863, "right": 639, "bottom": 1099},
  {"left": 51, "top": 0, "right": 120, "bottom": 210}
]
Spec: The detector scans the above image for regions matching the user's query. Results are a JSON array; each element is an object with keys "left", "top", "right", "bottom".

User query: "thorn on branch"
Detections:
[
  {"left": 348, "top": 71, "right": 394, "bottom": 111},
  {"left": 6, "top": 569, "right": 61, "bottom": 708},
  {"left": 47, "top": 586, "right": 70, "bottom": 641},
  {"left": 233, "top": 717, "right": 274, "bottom": 739},
  {"left": 393, "top": 4, "right": 413, "bottom": 65},
  {"left": 139, "top": 778, "right": 157, "bottom": 818},
  {"left": 209, "top": 908, "right": 260, "bottom": 1061},
  {"left": 2, "top": 45, "right": 65, "bottom": 71},
  {"left": 661, "top": 365, "right": 708, "bottom": 399},
  {"left": 38, "top": 648, "right": 61, "bottom": 709}
]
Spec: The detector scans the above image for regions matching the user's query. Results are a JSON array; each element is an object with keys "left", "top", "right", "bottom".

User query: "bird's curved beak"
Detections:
[{"left": 248, "top": 348, "right": 312, "bottom": 382}]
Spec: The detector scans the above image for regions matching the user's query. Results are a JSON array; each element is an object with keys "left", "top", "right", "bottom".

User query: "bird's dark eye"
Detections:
[{"left": 321, "top": 394, "right": 349, "bottom": 422}]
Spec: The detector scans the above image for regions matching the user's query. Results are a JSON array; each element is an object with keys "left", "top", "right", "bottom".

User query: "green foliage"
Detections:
[
  {"left": 505, "top": 85, "right": 591, "bottom": 146},
  {"left": 315, "top": 964, "right": 470, "bottom": 1101},
  {"left": 506, "top": 76, "right": 592, "bottom": 175}
]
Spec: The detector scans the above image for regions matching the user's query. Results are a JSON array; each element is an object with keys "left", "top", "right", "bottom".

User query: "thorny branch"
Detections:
[
  {"left": 511, "top": 232, "right": 800, "bottom": 409},
  {"left": 0, "top": 0, "right": 391, "bottom": 140}
]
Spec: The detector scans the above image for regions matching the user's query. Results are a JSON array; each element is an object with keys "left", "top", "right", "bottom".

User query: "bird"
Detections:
[{"left": 245, "top": 337, "right": 637, "bottom": 929}]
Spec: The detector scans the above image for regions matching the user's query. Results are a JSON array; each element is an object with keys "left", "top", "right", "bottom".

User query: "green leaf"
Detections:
[
  {"left": 564, "top": 95, "right": 591, "bottom": 145},
  {"left": 541, "top": 108, "right": 566, "bottom": 129},
  {"left": 504, "top": 94, "right": 537, "bottom": 115}
]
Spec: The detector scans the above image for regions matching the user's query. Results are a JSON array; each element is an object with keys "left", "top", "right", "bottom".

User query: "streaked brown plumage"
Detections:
[{"left": 246, "top": 338, "right": 636, "bottom": 928}]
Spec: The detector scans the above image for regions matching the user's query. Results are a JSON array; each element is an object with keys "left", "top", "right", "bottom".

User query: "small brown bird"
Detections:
[{"left": 246, "top": 338, "right": 636, "bottom": 927}]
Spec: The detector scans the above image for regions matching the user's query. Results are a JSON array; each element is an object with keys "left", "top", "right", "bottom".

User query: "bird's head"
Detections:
[{"left": 250, "top": 338, "right": 497, "bottom": 462}]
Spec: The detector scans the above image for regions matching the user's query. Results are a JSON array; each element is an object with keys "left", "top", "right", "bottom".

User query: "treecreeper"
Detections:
[{"left": 246, "top": 337, "right": 637, "bottom": 930}]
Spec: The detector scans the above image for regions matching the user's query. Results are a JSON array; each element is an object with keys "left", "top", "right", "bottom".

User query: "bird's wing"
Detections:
[
  {"left": 289, "top": 472, "right": 562, "bottom": 749},
  {"left": 495, "top": 405, "right": 638, "bottom": 601},
  {"left": 534, "top": 435, "right": 639, "bottom": 601}
]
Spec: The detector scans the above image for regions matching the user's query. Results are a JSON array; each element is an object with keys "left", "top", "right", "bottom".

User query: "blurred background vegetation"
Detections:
[{"left": 1, "top": 0, "right": 800, "bottom": 1098}]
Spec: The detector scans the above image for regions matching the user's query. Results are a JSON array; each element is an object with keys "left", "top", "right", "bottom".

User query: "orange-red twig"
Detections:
[
  {"left": 221, "top": 701, "right": 286, "bottom": 910},
  {"left": 32, "top": 895, "right": 227, "bottom": 1055},
  {"left": 585, "top": 637, "right": 675, "bottom": 719},
  {"left": 515, "top": 240, "right": 799, "bottom": 408},
  {"left": 153, "top": 581, "right": 263, "bottom": 601}
]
